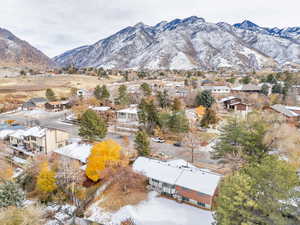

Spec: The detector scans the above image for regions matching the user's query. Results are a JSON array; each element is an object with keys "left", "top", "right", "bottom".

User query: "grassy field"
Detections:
[{"left": 0, "top": 74, "right": 122, "bottom": 101}]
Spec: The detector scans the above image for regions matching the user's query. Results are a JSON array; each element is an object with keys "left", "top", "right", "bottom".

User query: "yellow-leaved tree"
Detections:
[
  {"left": 36, "top": 162, "right": 57, "bottom": 193},
  {"left": 86, "top": 139, "right": 121, "bottom": 182}
]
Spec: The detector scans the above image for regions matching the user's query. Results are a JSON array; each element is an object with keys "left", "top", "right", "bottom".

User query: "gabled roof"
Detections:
[
  {"left": 133, "top": 157, "right": 222, "bottom": 196},
  {"left": 271, "top": 104, "right": 300, "bottom": 117},
  {"left": 29, "top": 97, "right": 47, "bottom": 103},
  {"left": 232, "top": 85, "right": 261, "bottom": 91},
  {"left": 54, "top": 143, "right": 92, "bottom": 163},
  {"left": 219, "top": 96, "right": 240, "bottom": 103},
  {"left": 22, "top": 101, "right": 36, "bottom": 108}
]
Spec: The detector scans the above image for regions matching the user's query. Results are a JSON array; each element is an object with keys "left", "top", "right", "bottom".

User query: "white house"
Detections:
[
  {"left": 201, "top": 86, "right": 231, "bottom": 94},
  {"left": 116, "top": 105, "right": 139, "bottom": 123}
]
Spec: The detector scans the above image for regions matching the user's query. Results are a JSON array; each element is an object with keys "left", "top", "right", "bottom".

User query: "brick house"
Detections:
[
  {"left": 133, "top": 157, "right": 222, "bottom": 210},
  {"left": 219, "top": 96, "right": 251, "bottom": 114},
  {"left": 45, "top": 100, "right": 71, "bottom": 112}
]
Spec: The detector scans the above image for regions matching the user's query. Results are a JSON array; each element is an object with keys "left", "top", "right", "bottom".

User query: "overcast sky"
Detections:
[{"left": 0, "top": 0, "right": 299, "bottom": 57}]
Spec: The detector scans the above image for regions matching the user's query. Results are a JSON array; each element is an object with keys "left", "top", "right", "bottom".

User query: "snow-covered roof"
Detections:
[
  {"left": 133, "top": 157, "right": 222, "bottom": 196},
  {"left": 23, "top": 127, "right": 46, "bottom": 138},
  {"left": 54, "top": 143, "right": 92, "bottom": 163},
  {"left": 117, "top": 107, "right": 138, "bottom": 114},
  {"left": 232, "top": 84, "right": 261, "bottom": 91},
  {"left": 92, "top": 106, "right": 111, "bottom": 112},
  {"left": 133, "top": 157, "right": 183, "bottom": 185},
  {"left": 270, "top": 104, "right": 300, "bottom": 117},
  {"left": 219, "top": 96, "right": 239, "bottom": 103},
  {"left": 9, "top": 129, "right": 27, "bottom": 139}
]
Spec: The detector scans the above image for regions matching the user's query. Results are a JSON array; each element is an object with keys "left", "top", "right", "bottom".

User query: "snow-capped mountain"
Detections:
[
  {"left": 234, "top": 20, "right": 300, "bottom": 44},
  {"left": 0, "top": 28, "right": 53, "bottom": 68},
  {"left": 53, "top": 16, "right": 300, "bottom": 71}
]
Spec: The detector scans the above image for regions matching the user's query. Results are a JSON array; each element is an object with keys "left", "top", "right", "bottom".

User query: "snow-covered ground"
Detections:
[{"left": 86, "top": 192, "right": 214, "bottom": 225}]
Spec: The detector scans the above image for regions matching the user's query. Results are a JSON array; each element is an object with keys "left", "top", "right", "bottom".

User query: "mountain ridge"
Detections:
[
  {"left": 53, "top": 16, "right": 300, "bottom": 71},
  {"left": 0, "top": 27, "right": 53, "bottom": 69}
]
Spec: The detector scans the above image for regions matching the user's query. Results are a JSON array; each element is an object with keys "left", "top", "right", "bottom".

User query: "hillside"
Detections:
[
  {"left": 53, "top": 16, "right": 300, "bottom": 71},
  {"left": 0, "top": 28, "right": 54, "bottom": 69}
]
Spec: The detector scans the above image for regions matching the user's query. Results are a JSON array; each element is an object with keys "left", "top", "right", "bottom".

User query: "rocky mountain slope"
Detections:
[
  {"left": 0, "top": 28, "right": 53, "bottom": 68},
  {"left": 53, "top": 17, "right": 300, "bottom": 71}
]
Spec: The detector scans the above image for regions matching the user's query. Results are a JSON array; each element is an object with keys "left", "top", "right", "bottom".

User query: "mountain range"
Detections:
[
  {"left": 53, "top": 16, "right": 300, "bottom": 71},
  {"left": 0, "top": 28, "right": 53, "bottom": 69}
]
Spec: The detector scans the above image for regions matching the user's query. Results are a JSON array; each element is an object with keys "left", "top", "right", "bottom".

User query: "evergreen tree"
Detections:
[
  {"left": 241, "top": 76, "right": 251, "bottom": 84},
  {"left": 0, "top": 181, "right": 25, "bottom": 208},
  {"left": 215, "top": 156, "right": 300, "bottom": 225},
  {"left": 261, "top": 84, "right": 270, "bottom": 96},
  {"left": 140, "top": 83, "right": 152, "bottom": 96},
  {"left": 79, "top": 109, "right": 107, "bottom": 141},
  {"left": 138, "top": 98, "right": 161, "bottom": 134},
  {"left": 94, "top": 85, "right": 102, "bottom": 100},
  {"left": 134, "top": 130, "right": 150, "bottom": 156},
  {"left": 45, "top": 88, "right": 56, "bottom": 101},
  {"left": 212, "top": 117, "right": 271, "bottom": 167},
  {"left": 200, "top": 108, "right": 218, "bottom": 128},
  {"left": 266, "top": 74, "right": 277, "bottom": 84},
  {"left": 100, "top": 85, "right": 110, "bottom": 100},
  {"left": 116, "top": 85, "right": 129, "bottom": 106},
  {"left": 272, "top": 83, "right": 282, "bottom": 94},
  {"left": 157, "top": 90, "right": 170, "bottom": 109},
  {"left": 195, "top": 90, "right": 214, "bottom": 108},
  {"left": 168, "top": 112, "right": 189, "bottom": 133}
]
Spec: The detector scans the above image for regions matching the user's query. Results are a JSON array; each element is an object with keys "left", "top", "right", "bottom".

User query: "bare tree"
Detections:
[{"left": 183, "top": 131, "right": 202, "bottom": 163}]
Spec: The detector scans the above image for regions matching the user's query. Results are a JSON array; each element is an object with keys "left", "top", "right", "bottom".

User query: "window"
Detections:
[
  {"left": 182, "top": 196, "right": 189, "bottom": 201},
  {"left": 197, "top": 202, "right": 205, "bottom": 207}
]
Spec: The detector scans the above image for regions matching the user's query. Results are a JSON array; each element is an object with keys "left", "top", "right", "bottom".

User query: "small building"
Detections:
[
  {"left": 116, "top": 105, "right": 139, "bottom": 123},
  {"left": 22, "top": 97, "right": 48, "bottom": 110},
  {"left": 269, "top": 104, "right": 300, "bottom": 123},
  {"left": 133, "top": 157, "right": 222, "bottom": 210},
  {"left": 219, "top": 96, "right": 251, "bottom": 114},
  {"left": 91, "top": 106, "right": 116, "bottom": 123},
  {"left": 231, "top": 84, "right": 261, "bottom": 93},
  {"left": 45, "top": 100, "right": 70, "bottom": 111},
  {"left": 201, "top": 86, "right": 231, "bottom": 94}
]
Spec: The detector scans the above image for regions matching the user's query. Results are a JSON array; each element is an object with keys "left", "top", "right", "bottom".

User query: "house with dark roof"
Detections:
[{"left": 22, "top": 97, "right": 48, "bottom": 110}]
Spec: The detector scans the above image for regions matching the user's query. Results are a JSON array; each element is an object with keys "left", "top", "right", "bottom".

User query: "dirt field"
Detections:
[{"left": 0, "top": 74, "right": 122, "bottom": 101}]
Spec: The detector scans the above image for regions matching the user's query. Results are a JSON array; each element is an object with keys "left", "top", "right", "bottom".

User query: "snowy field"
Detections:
[{"left": 86, "top": 192, "right": 214, "bottom": 225}]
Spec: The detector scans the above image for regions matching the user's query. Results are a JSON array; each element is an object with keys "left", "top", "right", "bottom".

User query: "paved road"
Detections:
[{"left": 0, "top": 110, "right": 219, "bottom": 164}]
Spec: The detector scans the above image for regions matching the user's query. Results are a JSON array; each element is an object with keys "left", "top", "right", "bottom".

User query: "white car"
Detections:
[{"left": 151, "top": 137, "right": 165, "bottom": 143}]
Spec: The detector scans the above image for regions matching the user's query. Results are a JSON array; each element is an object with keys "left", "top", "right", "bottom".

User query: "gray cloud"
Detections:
[{"left": 0, "top": 0, "right": 299, "bottom": 57}]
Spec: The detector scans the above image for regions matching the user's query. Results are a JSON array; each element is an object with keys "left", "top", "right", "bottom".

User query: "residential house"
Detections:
[
  {"left": 115, "top": 105, "right": 139, "bottom": 134},
  {"left": 22, "top": 97, "right": 48, "bottom": 110},
  {"left": 219, "top": 96, "right": 251, "bottom": 115},
  {"left": 201, "top": 86, "right": 231, "bottom": 94},
  {"left": 268, "top": 104, "right": 300, "bottom": 123},
  {"left": 53, "top": 142, "right": 92, "bottom": 166},
  {"left": 9, "top": 126, "right": 70, "bottom": 158},
  {"left": 45, "top": 100, "right": 71, "bottom": 111},
  {"left": 133, "top": 157, "right": 222, "bottom": 210},
  {"left": 91, "top": 106, "right": 116, "bottom": 123},
  {"left": 116, "top": 105, "right": 139, "bottom": 123},
  {"left": 231, "top": 84, "right": 261, "bottom": 93}
]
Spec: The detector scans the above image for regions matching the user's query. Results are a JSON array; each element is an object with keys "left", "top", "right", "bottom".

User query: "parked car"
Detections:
[
  {"left": 173, "top": 142, "right": 182, "bottom": 147},
  {"left": 151, "top": 137, "right": 165, "bottom": 143}
]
